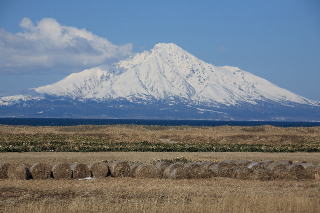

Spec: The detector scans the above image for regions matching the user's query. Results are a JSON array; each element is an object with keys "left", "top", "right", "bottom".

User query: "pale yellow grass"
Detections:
[
  {"left": 1, "top": 152, "right": 320, "bottom": 165},
  {"left": 1, "top": 152, "right": 320, "bottom": 212},
  {"left": 1, "top": 124, "right": 319, "bottom": 145},
  {"left": 0, "top": 178, "right": 319, "bottom": 213}
]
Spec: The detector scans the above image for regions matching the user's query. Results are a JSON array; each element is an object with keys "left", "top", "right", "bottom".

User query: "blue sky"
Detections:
[{"left": 0, "top": 0, "right": 319, "bottom": 100}]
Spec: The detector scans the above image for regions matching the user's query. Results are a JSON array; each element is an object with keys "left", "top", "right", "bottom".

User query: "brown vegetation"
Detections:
[
  {"left": 133, "top": 163, "right": 159, "bottom": 178},
  {"left": 108, "top": 161, "right": 130, "bottom": 177},
  {"left": 2, "top": 152, "right": 320, "bottom": 165},
  {"left": 52, "top": 163, "right": 72, "bottom": 179},
  {"left": 0, "top": 124, "right": 319, "bottom": 145},
  {"left": 70, "top": 163, "right": 90, "bottom": 179},
  {"left": 0, "top": 163, "right": 10, "bottom": 179},
  {"left": 2, "top": 158, "right": 319, "bottom": 181},
  {"left": 0, "top": 178, "right": 319, "bottom": 213},
  {"left": 1, "top": 152, "right": 320, "bottom": 212},
  {"left": 89, "top": 162, "right": 109, "bottom": 178},
  {"left": 7, "top": 163, "right": 31, "bottom": 180},
  {"left": 29, "top": 163, "right": 52, "bottom": 180}
]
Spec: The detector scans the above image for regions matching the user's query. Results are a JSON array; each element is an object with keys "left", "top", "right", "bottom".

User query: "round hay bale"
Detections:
[
  {"left": 215, "top": 160, "right": 239, "bottom": 178},
  {"left": 108, "top": 161, "right": 130, "bottom": 177},
  {"left": 89, "top": 162, "right": 109, "bottom": 178},
  {"left": 296, "top": 163, "right": 319, "bottom": 180},
  {"left": 298, "top": 162, "right": 315, "bottom": 169},
  {"left": 7, "top": 163, "right": 32, "bottom": 180},
  {"left": 207, "top": 162, "right": 220, "bottom": 177},
  {"left": 71, "top": 163, "right": 90, "bottom": 179},
  {"left": 154, "top": 161, "right": 172, "bottom": 178},
  {"left": 233, "top": 167, "right": 254, "bottom": 179},
  {"left": 0, "top": 163, "right": 10, "bottom": 179},
  {"left": 30, "top": 163, "right": 52, "bottom": 179},
  {"left": 163, "top": 162, "right": 187, "bottom": 179},
  {"left": 267, "top": 161, "right": 292, "bottom": 180},
  {"left": 236, "top": 160, "right": 253, "bottom": 167},
  {"left": 288, "top": 163, "right": 314, "bottom": 180},
  {"left": 134, "top": 164, "right": 159, "bottom": 178},
  {"left": 184, "top": 162, "right": 212, "bottom": 179},
  {"left": 248, "top": 161, "right": 273, "bottom": 180},
  {"left": 314, "top": 166, "right": 320, "bottom": 180},
  {"left": 246, "top": 162, "right": 259, "bottom": 169},
  {"left": 52, "top": 163, "right": 72, "bottom": 179},
  {"left": 228, "top": 160, "right": 254, "bottom": 179},
  {"left": 128, "top": 162, "right": 143, "bottom": 177},
  {"left": 247, "top": 160, "right": 273, "bottom": 169}
]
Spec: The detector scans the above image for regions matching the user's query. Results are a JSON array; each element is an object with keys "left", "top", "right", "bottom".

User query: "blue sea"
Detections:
[{"left": 0, "top": 118, "right": 320, "bottom": 127}]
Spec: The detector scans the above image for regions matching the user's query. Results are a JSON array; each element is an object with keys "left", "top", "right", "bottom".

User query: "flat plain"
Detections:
[
  {"left": 0, "top": 124, "right": 320, "bottom": 152},
  {"left": 1, "top": 125, "right": 320, "bottom": 212}
]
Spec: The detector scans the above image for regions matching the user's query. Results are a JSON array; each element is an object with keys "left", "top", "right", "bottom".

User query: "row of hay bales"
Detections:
[
  {"left": 0, "top": 160, "right": 319, "bottom": 180},
  {"left": 0, "top": 162, "right": 108, "bottom": 180}
]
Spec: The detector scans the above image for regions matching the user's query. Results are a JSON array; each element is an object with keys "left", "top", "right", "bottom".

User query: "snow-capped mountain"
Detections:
[
  {"left": 0, "top": 95, "right": 43, "bottom": 106},
  {"left": 1, "top": 43, "right": 319, "bottom": 120},
  {"left": 35, "top": 43, "right": 313, "bottom": 106}
]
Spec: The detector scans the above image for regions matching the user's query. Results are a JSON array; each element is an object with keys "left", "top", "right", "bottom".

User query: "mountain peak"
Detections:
[
  {"left": 30, "top": 42, "right": 316, "bottom": 106},
  {"left": 151, "top": 43, "right": 187, "bottom": 56},
  {"left": 153, "top": 42, "right": 182, "bottom": 50},
  {"left": 1, "top": 42, "right": 319, "bottom": 120}
]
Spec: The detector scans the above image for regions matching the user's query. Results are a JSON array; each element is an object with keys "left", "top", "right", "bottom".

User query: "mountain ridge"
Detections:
[
  {"left": 1, "top": 43, "right": 319, "bottom": 121},
  {"left": 34, "top": 43, "right": 315, "bottom": 106}
]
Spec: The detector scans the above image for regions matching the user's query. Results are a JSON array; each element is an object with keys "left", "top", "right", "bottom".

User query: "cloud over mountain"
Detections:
[{"left": 0, "top": 17, "right": 132, "bottom": 73}]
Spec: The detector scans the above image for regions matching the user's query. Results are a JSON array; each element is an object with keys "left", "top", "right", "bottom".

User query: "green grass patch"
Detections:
[
  {"left": 0, "top": 139, "right": 319, "bottom": 152},
  {"left": 0, "top": 133, "right": 319, "bottom": 152}
]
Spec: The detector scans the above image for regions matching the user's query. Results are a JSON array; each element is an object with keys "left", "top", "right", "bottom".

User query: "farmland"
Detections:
[
  {"left": 0, "top": 125, "right": 320, "bottom": 152},
  {"left": 0, "top": 177, "right": 319, "bottom": 213},
  {"left": 1, "top": 125, "right": 320, "bottom": 212},
  {"left": 0, "top": 152, "right": 320, "bottom": 213}
]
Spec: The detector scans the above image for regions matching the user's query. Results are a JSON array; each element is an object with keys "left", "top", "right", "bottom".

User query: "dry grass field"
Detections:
[
  {"left": 1, "top": 152, "right": 320, "bottom": 213},
  {"left": 1, "top": 152, "right": 320, "bottom": 165},
  {"left": 1, "top": 125, "right": 320, "bottom": 152},
  {"left": 1, "top": 124, "right": 320, "bottom": 145},
  {"left": 1, "top": 177, "right": 319, "bottom": 213},
  {"left": 1, "top": 125, "right": 320, "bottom": 212}
]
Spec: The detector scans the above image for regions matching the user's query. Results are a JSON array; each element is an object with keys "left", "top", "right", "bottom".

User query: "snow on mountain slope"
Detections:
[
  {"left": 0, "top": 95, "right": 43, "bottom": 106},
  {"left": 34, "top": 43, "right": 314, "bottom": 106}
]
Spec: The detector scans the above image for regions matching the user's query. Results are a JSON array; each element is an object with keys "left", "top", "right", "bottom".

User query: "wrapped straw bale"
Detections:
[
  {"left": 30, "top": 163, "right": 52, "bottom": 179},
  {"left": 128, "top": 162, "right": 143, "bottom": 177},
  {"left": 89, "top": 162, "right": 109, "bottom": 178},
  {"left": 108, "top": 161, "right": 130, "bottom": 177},
  {"left": 207, "top": 162, "right": 220, "bottom": 177},
  {"left": 297, "top": 163, "right": 320, "bottom": 180},
  {"left": 299, "top": 162, "right": 315, "bottom": 169},
  {"left": 184, "top": 162, "right": 212, "bottom": 179},
  {"left": 134, "top": 163, "right": 159, "bottom": 178},
  {"left": 233, "top": 167, "right": 254, "bottom": 179},
  {"left": 71, "top": 163, "right": 90, "bottom": 179},
  {"left": 214, "top": 160, "right": 239, "bottom": 178},
  {"left": 288, "top": 163, "right": 314, "bottom": 180},
  {"left": 314, "top": 166, "right": 320, "bottom": 180},
  {"left": 267, "top": 160, "right": 293, "bottom": 180},
  {"left": 154, "top": 161, "right": 172, "bottom": 178},
  {"left": 236, "top": 160, "right": 254, "bottom": 167},
  {"left": 0, "top": 163, "right": 10, "bottom": 179},
  {"left": 230, "top": 160, "right": 254, "bottom": 179},
  {"left": 246, "top": 160, "right": 273, "bottom": 170},
  {"left": 247, "top": 161, "right": 273, "bottom": 180},
  {"left": 52, "top": 163, "right": 72, "bottom": 179},
  {"left": 7, "top": 163, "right": 32, "bottom": 180},
  {"left": 163, "top": 162, "right": 185, "bottom": 179}
]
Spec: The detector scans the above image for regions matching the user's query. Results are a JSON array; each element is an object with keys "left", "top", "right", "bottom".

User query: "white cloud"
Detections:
[{"left": 0, "top": 17, "right": 133, "bottom": 73}]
